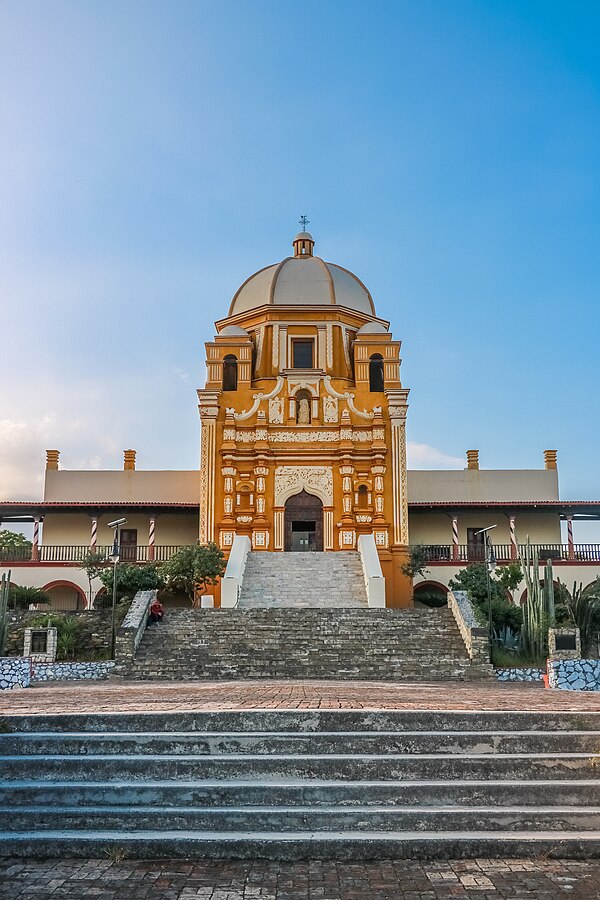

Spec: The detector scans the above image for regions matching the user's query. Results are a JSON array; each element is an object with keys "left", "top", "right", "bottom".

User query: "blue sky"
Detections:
[{"left": 0, "top": 1, "right": 599, "bottom": 538}]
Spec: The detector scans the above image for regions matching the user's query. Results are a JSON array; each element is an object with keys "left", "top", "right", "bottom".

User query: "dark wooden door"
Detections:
[
  {"left": 467, "top": 527, "right": 485, "bottom": 561},
  {"left": 120, "top": 528, "right": 138, "bottom": 562},
  {"left": 284, "top": 490, "right": 323, "bottom": 552}
]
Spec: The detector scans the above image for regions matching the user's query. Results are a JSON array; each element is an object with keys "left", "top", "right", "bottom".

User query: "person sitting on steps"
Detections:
[{"left": 148, "top": 599, "right": 165, "bottom": 626}]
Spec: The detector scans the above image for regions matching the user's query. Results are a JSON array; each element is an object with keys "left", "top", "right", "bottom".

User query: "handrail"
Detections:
[
  {"left": 414, "top": 543, "right": 600, "bottom": 563},
  {"left": 447, "top": 590, "right": 490, "bottom": 663},
  {"left": 221, "top": 535, "right": 251, "bottom": 608},
  {"left": 113, "top": 589, "right": 156, "bottom": 671},
  {"left": 357, "top": 534, "right": 385, "bottom": 608}
]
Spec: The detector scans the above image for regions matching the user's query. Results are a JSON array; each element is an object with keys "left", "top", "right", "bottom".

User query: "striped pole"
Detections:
[
  {"left": 148, "top": 517, "right": 156, "bottom": 561},
  {"left": 509, "top": 516, "right": 518, "bottom": 560},
  {"left": 567, "top": 517, "right": 575, "bottom": 560},
  {"left": 32, "top": 518, "right": 40, "bottom": 562},
  {"left": 451, "top": 516, "right": 459, "bottom": 561},
  {"left": 90, "top": 517, "right": 98, "bottom": 550}
]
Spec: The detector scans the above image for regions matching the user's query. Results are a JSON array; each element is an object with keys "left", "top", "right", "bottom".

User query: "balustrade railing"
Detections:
[
  {"left": 0, "top": 545, "right": 189, "bottom": 564},
  {"left": 416, "top": 543, "right": 600, "bottom": 563}
]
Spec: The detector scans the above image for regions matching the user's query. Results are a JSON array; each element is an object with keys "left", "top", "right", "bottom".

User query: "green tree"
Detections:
[
  {"left": 159, "top": 542, "right": 226, "bottom": 605},
  {"left": 401, "top": 546, "right": 430, "bottom": 580},
  {"left": 77, "top": 551, "right": 109, "bottom": 606},
  {"left": 98, "top": 563, "right": 163, "bottom": 604},
  {"left": 9, "top": 586, "right": 50, "bottom": 610},
  {"left": 449, "top": 563, "right": 523, "bottom": 633},
  {"left": 0, "top": 530, "right": 32, "bottom": 560},
  {"left": 495, "top": 563, "right": 522, "bottom": 598}
]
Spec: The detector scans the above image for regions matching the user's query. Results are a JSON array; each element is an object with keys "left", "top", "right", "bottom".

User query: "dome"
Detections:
[
  {"left": 229, "top": 232, "right": 375, "bottom": 317},
  {"left": 356, "top": 321, "right": 388, "bottom": 334},
  {"left": 218, "top": 324, "right": 250, "bottom": 336}
]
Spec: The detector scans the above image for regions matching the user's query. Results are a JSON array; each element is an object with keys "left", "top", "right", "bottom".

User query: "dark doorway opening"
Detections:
[{"left": 284, "top": 490, "right": 323, "bottom": 552}]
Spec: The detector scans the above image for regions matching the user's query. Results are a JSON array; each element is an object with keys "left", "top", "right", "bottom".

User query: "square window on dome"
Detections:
[{"left": 292, "top": 340, "right": 313, "bottom": 369}]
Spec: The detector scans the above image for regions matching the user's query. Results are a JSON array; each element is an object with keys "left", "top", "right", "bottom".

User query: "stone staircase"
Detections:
[
  {"left": 238, "top": 551, "right": 368, "bottom": 608},
  {"left": 124, "top": 607, "right": 491, "bottom": 681},
  {"left": 3, "top": 708, "right": 600, "bottom": 859}
]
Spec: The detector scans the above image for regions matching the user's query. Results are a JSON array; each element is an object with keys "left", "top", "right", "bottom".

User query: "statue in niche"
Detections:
[
  {"left": 269, "top": 397, "right": 284, "bottom": 424},
  {"left": 322, "top": 395, "right": 338, "bottom": 423},
  {"left": 296, "top": 390, "right": 312, "bottom": 424}
]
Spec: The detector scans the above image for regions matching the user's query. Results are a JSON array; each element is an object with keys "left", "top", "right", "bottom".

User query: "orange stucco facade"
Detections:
[{"left": 197, "top": 232, "right": 412, "bottom": 606}]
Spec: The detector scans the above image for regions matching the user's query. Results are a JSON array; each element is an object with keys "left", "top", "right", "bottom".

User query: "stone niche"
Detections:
[
  {"left": 23, "top": 627, "right": 57, "bottom": 663},
  {"left": 548, "top": 627, "right": 581, "bottom": 661}
]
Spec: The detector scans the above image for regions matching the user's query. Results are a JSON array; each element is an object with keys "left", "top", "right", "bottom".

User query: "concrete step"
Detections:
[
  {"left": 3, "top": 830, "right": 600, "bottom": 860},
  {"left": 3, "top": 752, "right": 599, "bottom": 782},
  {"left": 4, "top": 804, "right": 600, "bottom": 833},
  {"left": 4, "top": 778, "right": 600, "bottom": 809},
  {"left": 8, "top": 709, "right": 599, "bottom": 734},
  {"left": 3, "top": 729, "right": 600, "bottom": 757}
]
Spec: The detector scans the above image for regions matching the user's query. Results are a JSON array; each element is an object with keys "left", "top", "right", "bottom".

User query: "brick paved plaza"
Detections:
[
  {"left": 1, "top": 857, "right": 600, "bottom": 899},
  {"left": 3, "top": 678, "right": 600, "bottom": 716}
]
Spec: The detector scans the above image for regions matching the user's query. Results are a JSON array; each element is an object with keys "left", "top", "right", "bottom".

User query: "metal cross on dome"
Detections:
[{"left": 299, "top": 214, "right": 310, "bottom": 232}]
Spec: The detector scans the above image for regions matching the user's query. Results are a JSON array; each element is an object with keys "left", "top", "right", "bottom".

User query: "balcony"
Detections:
[
  {"left": 0, "top": 545, "right": 188, "bottom": 564},
  {"left": 415, "top": 544, "right": 600, "bottom": 564}
]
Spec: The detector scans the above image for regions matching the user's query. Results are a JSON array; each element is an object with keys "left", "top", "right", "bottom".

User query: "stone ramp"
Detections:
[
  {"left": 238, "top": 551, "right": 368, "bottom": 608},
  {"left": 3, "top": 709, "right": 600, "bottom": 859},
  {"left": 125, "top": 607, "right": 492, "bottom": 681}
]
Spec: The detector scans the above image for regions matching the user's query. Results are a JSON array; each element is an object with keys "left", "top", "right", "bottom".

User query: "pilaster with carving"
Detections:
[
  {"left": 198, "top": 390, "right": 220, "bottom": 544},
  {"left": 386, "top": 388, "right": 410, "bottom": 546}
]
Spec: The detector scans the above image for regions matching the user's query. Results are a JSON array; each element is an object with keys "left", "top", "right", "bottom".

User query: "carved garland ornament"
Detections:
[
  {"left": 226, "top": 376, "right": 285, "bottom": 422},
  {"left": 323, "top": 375, "right": 381, "bottom": 421},
  {"left": 275, "top": 466, "right": 334, "bottom": 506}
]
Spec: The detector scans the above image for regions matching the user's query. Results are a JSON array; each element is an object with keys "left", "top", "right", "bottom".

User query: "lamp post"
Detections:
[
  {"left": 107, "top": 518, "right": 127, "bottom": 659},
  {"left": 474, "top": 525, "right": 497, "bottom": 657}
]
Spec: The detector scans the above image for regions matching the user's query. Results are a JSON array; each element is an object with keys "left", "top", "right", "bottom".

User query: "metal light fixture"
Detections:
[
  {"left": 108, "top": 518, "right": 127, "bottom": 659},
  {"left": 474, "top": 525, "right": 498, "bottom": 653}
]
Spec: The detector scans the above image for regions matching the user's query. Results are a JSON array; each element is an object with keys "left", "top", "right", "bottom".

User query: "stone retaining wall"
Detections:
[
  {"left": 0, "top": 658, "right": 31, "bottom": 690},
  {"left": 31, "top": 661, "right": 115, "bottom": 683},
  {"left": 549, "top": 659, "right": 600, "bottom": 691},
  {"left": 496, "top": 667, "right": 545, "bottom": 683}
]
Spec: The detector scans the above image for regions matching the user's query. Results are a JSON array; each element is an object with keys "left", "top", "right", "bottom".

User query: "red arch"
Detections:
[
  {"left": 42, "top": 580, "right": 87, "bottom": 608},
  {"left": 414, "top": 580, "right": 449, "bottom": 595}
]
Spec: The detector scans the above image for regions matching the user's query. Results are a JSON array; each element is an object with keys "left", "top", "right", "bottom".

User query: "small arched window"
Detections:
[
  {"left": 369, "top": 354, "right": 384, "bottom": 392},
  {"left": 223, "top": 355, "right": 238, "bottom": 391},
  {"left": 357, "top": 485, "right": 369, "bottom": 509}
]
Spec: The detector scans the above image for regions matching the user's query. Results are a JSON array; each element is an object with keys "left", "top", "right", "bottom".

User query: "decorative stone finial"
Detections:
[
  {"left": 466, "top": 450, "right": 479, "bottom": 470},
  {"left": 124, "top": 449, "right": 136, "bottom": 471},
  {"left": 46, "top": 450, "right": 60, "bottom": 471}
]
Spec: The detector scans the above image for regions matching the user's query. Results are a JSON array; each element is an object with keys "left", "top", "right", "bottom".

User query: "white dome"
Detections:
[
  {"left": 356, "top": 321, "right": 388, "bottom": 334},
  {"left": 229, "top": 233, "right": 375, "bottom": 317},
  {"left": 218, "top": 324, "right": 250, "bottom": 336}
]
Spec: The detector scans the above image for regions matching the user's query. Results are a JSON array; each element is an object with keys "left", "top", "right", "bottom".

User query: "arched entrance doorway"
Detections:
[{"left": 284, "top": 490, "right": 323, "bottom": 551}]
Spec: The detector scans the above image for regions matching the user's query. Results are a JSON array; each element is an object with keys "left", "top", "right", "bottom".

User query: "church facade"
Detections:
[{"left": 197, "top": 230, "right": 411, "bottom": 604}]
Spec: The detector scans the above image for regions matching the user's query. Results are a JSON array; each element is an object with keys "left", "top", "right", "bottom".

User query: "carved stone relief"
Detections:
[{"left": 274, "top": 466, "right": 333, "bottom": 506}]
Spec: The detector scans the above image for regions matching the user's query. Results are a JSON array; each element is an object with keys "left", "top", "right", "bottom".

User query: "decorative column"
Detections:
[
  {"left": 252, "top": 464, "right": 270, "bottom": 550},
  {"left": 386, "top": 390, "right": 410, "bottom": 546},
  {"left": 323, "top": 508, "right": 334, "bottom": 550},
  {"left": 274, "top": 508, "right": 285, "bottom": 550},
  {"left": 148, "top": 516, "right": 156, "bottom": 561},
  {"left": 509, "top": 515, "right": 518, "bottom": 560},
  {"left": 197, "top": 390, "right": 221, "bottom": 544},
  {"left": 89, "top": 517, "right": 98, "bottom": 551},
  {"left": 451, "top": 515, "right": 459, "bottom": 561},
  {"left": 31, "top": 517, "right": 40, "bottom": 562},
  {"left": 567, "top": 516, "right": 575, "bottom": 560}
]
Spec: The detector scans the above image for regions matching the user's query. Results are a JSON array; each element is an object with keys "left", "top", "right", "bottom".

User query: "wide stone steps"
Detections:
[
  {"left": 126, "top": 607, "right": 487, "bottom": 681},
  {"left": 2, "top": 710, "right": 600, "bottom": 858},
  {"left": 237, "top": 551, "right": 368, "bottom": 608}
]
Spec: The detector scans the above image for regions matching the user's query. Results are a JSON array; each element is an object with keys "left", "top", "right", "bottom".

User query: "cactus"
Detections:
[
  {"left": 0, "top": 571, "right": 11, "bottom": 657},
  {"left": 519, "top": 540, "right": 555, "bottom": 661}
]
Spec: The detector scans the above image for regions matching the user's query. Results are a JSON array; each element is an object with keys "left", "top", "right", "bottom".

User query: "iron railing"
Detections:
[
  {"left": 0, "top": 545, "right": 188, "bottom": 564},
  {"left": 416, "top": 543, "right": 600, "bottom": 563}
]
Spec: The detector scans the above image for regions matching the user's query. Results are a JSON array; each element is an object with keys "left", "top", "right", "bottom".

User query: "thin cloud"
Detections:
[{"left": 407, "top": 442, "right": 464, "bottom": 470}]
